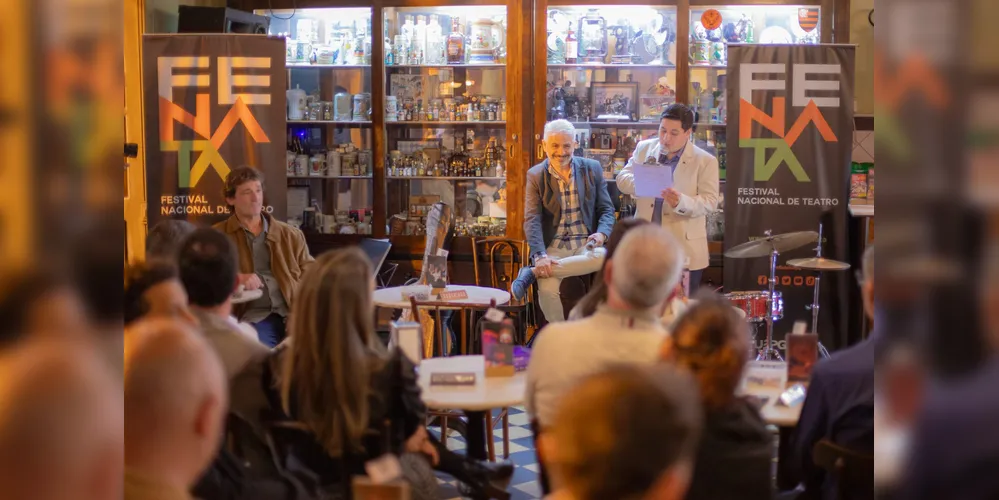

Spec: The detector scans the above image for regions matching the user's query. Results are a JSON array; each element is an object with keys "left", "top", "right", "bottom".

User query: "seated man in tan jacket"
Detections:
[{"left": 214, "top": 166, "right": 314, "bottom": 347}]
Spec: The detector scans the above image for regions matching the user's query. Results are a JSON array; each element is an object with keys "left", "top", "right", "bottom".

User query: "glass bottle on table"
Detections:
[{"left": 446, "top": 17, "right": 465, "bottom": 64}]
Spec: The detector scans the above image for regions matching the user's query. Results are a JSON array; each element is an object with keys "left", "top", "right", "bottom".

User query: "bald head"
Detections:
[
  {"left": 0, "top": 340, "right": 122, "bottom": 500},
  {"left": 544, "top": 364, "right": 702, "bottom": 500},
  {"left": 125, "top": 318, "right": 227, "bottom": 489},
  {"left": 607, "top": 225, "right": 685, "bottom": 310}
]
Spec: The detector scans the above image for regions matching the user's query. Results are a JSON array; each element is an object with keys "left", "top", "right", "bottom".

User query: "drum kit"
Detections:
[{"left": 723, "top": 224, "right": 850, "bottom": 361}]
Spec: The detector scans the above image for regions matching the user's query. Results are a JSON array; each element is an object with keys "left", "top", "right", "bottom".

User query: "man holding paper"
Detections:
[
  {"left": 617, "top": 104, "right": 720, "bottom": 293},
  {"left": 514, "top": 119, "right": 616, "bottom": 323}
]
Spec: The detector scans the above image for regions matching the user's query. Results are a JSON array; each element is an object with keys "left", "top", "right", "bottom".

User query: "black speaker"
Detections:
[{"left": 177, "top": 6, "right": 270, "bottom": 34}]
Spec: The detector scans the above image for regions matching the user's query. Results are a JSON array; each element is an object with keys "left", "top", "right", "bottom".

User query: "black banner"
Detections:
[
  {"left": 724, "top": 44, "right": 855, "bottom": 351},
  {"left": 143, "top": 34, "right": 286, "bottom": 228}
]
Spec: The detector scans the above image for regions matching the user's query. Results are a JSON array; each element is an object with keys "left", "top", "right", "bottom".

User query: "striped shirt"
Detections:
[{"left": 549, "top": 162, "right": 588, "bottom": 250}]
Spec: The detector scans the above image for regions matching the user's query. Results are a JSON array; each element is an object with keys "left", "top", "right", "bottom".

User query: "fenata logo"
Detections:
[
  {"left": 738, "top": 62, "right": 840, "bottom": 182},
  {"left": 158, "top": 57, "right": 273, "bottom": 188}
]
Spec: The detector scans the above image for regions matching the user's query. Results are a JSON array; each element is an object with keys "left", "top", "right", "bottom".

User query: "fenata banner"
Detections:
[
  {"left": 723, "top": 44, "right": 855, "bottom": 352},
  {"left": 143, "top": 34, "right": 286, "bottom": 227}
]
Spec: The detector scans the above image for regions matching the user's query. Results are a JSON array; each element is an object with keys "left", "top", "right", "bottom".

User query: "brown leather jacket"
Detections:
[{"left": 213, "top": 213, "right": 315, "bottom": 316}]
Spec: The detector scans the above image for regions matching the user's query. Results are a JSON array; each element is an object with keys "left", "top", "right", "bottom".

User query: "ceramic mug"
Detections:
[
  {"left": 295, "top": 155, "right": 309, "bottom": 177},
  {"left": 309, "top": 155, "right": 327, "bottom": 177}
]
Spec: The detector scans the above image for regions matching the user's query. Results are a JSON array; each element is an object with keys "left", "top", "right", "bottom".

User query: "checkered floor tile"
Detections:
[{"left": 429, "top": 406, "right": 542, "bottom": 500}]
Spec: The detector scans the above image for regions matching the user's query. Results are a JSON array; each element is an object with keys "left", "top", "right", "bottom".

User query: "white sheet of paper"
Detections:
[{"left": 633, "top": 163, "right": 674, "bottom": 198}]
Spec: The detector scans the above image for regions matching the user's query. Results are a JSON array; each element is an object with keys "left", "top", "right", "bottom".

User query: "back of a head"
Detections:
[
  {"left": 665, "top": 293, "right": 750, "bottom": 410},
  {"left": 71, "top": 218, "right": 125, "bottom": 327},
  {"left": 124, "top": 318, "right": 227, "bottom": 485},
  {"left": 604, "top": 217, "right": 652, "bottom": 263},
  {"left": 178, "top": 228, "right": 238, "bottom": 308},
  {"left": 0, "top": 339, "right": 122, "bottom": 500},
  {"left": 547, "top": 364, "right": 702, "bottom": 500},
  {"left": 282, "top": 247, "right": 385, "bottom": 457},
  {"left": 146, "top": 219, "right": 197, "bottom": 261},
  {"left": 123, "top": 260, "right": 184, "bottom": 326},
  {"left": 610, "top": 225, "right": 685, "bottom": 309}
]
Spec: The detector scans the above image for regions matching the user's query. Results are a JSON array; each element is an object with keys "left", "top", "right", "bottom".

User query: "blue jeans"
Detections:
[
  {"left": 252, "top": 313, "right": 286, "bottom": 348},
  {"left": 689, "top": 269, "right": 704, "bottom": 295}
]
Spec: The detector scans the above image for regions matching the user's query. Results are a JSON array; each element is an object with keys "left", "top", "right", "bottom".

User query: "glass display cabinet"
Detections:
[
  {"left": 541, "top": 5, "right": 679, "bottom": 181},
  {"left": 261, "top": 7, "right": 375, "bottom": 235},
  {"left": 380, "top": 5, "right": 510, "bottom": 239},
  {"left": 687, "top": 5, "right": 821, "bottom": 180}
]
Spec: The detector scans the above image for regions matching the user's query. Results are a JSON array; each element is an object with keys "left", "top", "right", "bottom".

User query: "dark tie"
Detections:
[{"left": 652, "top": 153, "right": 668, "bottom": 225}]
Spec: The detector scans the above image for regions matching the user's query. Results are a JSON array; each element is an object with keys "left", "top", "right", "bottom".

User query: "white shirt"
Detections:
[{"left": 525, "top": 304, "right": 668, "bottom": 427}]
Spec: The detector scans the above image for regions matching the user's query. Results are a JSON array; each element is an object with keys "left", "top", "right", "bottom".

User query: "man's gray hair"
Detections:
[
  {"left": 543, "top": 119, "right": 575, "bottom": 140},
  {"left": 610, "top": 225, "right": 685, "bottom": 310},
  {"left": 862, "top": 245, "right": 874, "bottom": 284}
]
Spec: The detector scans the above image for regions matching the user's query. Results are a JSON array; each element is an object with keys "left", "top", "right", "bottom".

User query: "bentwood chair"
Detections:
[{"left": 470, "top": 237, "right": 537, "bottom": 347}]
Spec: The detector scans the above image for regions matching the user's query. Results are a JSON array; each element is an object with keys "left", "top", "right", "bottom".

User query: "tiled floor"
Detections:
[{"left": 430, "top": 406, "right": 543, "bottom": 500}]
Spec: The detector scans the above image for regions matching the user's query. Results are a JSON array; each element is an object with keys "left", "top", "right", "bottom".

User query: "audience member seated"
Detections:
[
  {"left": 660, "top": 294, "right": 772, "bottom": 500},
  {"left": 240, "top": 248, "right": 512, "bottom": 499},
  {"left": 214, "top": 166, "right": 315, "bottom": 347},
  {"left": 0, "top": 269, "right": 89, "bottom": 346},
  {"left": 146, "top": 219, "right": 197, "bottom": 261},
  {"left": 786, "top": 246, "right": 876, "bottom": 500},
  {"left": 539, "top": 364, "right": 702, "bottom": 500},
  {"left": 124, "top": 260, "right": 197, "bottom": 327},
  {"left": 178, "top": 227, "right": 269, "bottom": 377},
  {"left": 124, "top": 318, "right": 228, "bottom": 500},
  {"left": 0, "top": 339, "right": 122, "bottom": 500},
  {"left": 568, "top": 217, "right": 651, "bottom": 320},
  {"left": 526, "top": 224, "right": 684, "bottom": 430},
  {"left": 896, "top": 244, "right": 999, "bottom": 500}
]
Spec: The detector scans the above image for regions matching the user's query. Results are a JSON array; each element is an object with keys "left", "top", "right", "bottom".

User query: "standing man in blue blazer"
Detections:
[{"left": 513, "top": 119, "right": 616, "bottom": 322}]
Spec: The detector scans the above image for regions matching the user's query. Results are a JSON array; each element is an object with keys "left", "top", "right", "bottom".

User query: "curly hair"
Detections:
[
  {"left": 222, "top": 166, "right": 265, "bottom": 200},
  {"left": 662, "top": 292, "right": 750, "bottom": 410}
]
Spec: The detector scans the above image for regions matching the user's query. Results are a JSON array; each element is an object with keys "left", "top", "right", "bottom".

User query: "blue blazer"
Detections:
[{"left": 523, "top": 157, "right": 616, "bottom": 259}]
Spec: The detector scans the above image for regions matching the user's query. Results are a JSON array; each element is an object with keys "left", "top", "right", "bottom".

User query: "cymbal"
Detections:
[
  {"left": 787, "top": 257, "right": 852, "bottom": 271},
  {"left": 724, "top": 231, "right": 819, "bottom": 259}
]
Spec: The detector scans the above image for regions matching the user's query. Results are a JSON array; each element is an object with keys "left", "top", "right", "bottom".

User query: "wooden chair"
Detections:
[
  {"left": 470, "top": 237, "right": 537, "bottom": 347},
  {"left": 812, "top": 439, "right": 875, "bottom": 500}
]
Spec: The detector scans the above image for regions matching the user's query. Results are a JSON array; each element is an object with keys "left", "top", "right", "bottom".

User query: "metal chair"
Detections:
[
  {"left": 812, "top": 439, "right": 875, "bottom": 500},
  {"left": 470, "top": 237, "right": 537, "bottom": 347}
]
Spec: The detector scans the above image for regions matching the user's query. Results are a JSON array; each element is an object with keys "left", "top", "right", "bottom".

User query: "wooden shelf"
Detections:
[
  {"left": 689, "top": 64, "right": 729, "bottom": 69},
  {"left": 287, "top": 120, "right": 373, "bottom": 126},
  {"left": 571, "top": 121, "right": 661, "bottom": 128},
  {"left": 387, "top": 63, "right": 506, "bottom": 69},
  {"left": 287, "top": 63, "right": 370, "bottom": 69},
  {"left": 386, "top": 121, "right": 506, "bottom": 127},
  {"left": 288, "top": 176, "right": 373, "bottom": 180},
  {"left": 548, "top": 63, "right": 677, "bottom": 69},
  {"left": 387, "top": 176, "right": 505, "bottom": 181}
]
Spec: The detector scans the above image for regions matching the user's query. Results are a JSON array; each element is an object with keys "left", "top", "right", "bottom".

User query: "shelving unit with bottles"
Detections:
[
  {"left": 263, "top": 7, "right": 377, "bottom": 236},
  {"left": 687, "top": 5, "right": 822, "bottom": 180},
  {"left": 381, "top": 5, "right": 511, "bottom": 239}
]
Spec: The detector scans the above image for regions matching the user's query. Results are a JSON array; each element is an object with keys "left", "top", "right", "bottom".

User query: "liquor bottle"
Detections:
[
  {"left": 414, "top": 15, "right": 428, "bottom": 65},
  {"left": 426, "top": 15, "right": 444, "bottom": 65},
  {"left": 446, "top": 18, "right": 465, "bottom": 64},
  {"left": 565, "top": 28, "right": 578, "bottom": 64},
  {"left": 363, "top": 18, "right": 373, "bottom": 65},
  {"left": 384, "top": 19, "right": 394, "bottom": 65}
]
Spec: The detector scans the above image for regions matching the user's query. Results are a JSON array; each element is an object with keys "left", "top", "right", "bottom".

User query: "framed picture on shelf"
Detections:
[
  {"left": 389, "top": 74, "right": 428, "bottom": 103},
  {"left": 639, "top": 94, "right": 676, "bottom": 122},
  {"left": 590, "top": 82, "right": 639, "bottom": 122}
]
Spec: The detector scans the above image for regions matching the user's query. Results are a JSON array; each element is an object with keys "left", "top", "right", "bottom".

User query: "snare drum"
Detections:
[{"left": 723, "top": 291, "right": 783, "bottom": 323}]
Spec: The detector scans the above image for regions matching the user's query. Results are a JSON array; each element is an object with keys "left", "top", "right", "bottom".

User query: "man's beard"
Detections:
[{"left": 551, "top": 154, "right": 572, "bottom": 166}]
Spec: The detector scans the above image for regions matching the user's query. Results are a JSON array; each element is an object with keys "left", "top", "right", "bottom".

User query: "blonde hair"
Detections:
[
  {"left": 279, "top": 248, "right": 386, "bottom": 456},
  {"left": 663, "top": 294, "right": 749, "bottom": 410}
]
